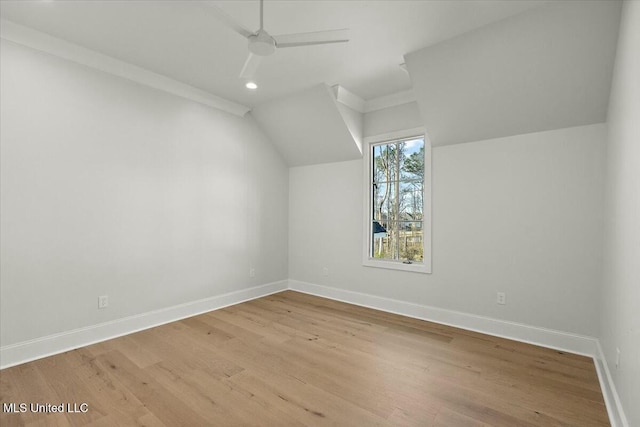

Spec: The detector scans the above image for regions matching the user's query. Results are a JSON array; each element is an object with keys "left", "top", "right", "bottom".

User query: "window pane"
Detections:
[
  {"left": 372, "top": 220, "right": 423, "bottom": 263},
  {"left": 372, "top": 182, "right": 385, "bottom": 221},
  {"left": 372, "top": 144, "right": 383, "bottom": 181},
  {"left": 373, "top": 182, "right": 396, "bottom": 222},
  {"left": 399, "top": 181, "right": 423, "bottom": 221},
  {"left": 372, "top": 221, "right": 398, "bottom": 260},
  {"left": 372, "top": 144, "right": 387, "bottom": 183},
  {"left": 399, "top": 221, "right": 423, "bottom": 262},
  {"left": 401, "top": 138, "right": 425, "bottom": 181},
  {"left": 372, "top": 221, "right": 389, "bottom": 258},
  {"left": 373, "top": 143, "right": 400, "bottom": 184}
]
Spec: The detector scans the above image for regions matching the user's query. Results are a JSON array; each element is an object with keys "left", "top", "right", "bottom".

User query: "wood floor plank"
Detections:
[
  {"left": 66, "top": 356, "right": 150, "bottom": 424},
  {"left": 144, "top": 361, "right": 255, "bottom": 426},
  {"left": 93, "top": 350, "right": 212, "bottom": 427},
  {"left": 30, "top": 357, "right": 106, "bottom": 426},
  {"left": 225, "top": 370, "right": 392, "bottom": 427},
  {"left": 0, "top": 291, "right": 610, "bottom": 426},
  {"left": 0, "top": 363, "right": 71, "bottom": 427},
  {"left": 432, "top": 406, "right": 493, "bottom": 427}
]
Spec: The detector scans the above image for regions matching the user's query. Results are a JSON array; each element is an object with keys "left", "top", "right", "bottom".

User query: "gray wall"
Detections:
[
  {"left": 0, "top": 40, "right": 289, "bottom": 346},
  {"left": 289, "top": 123, "right": 605, "bottom": 336},
  {"left": 600, "top": 1, "right": 640, "bottom": 425}
]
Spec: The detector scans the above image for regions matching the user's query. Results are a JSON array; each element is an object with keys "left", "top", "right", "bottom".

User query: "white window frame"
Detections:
[{"left": 362, "top": 127, "right": 432, "bottom": 274}]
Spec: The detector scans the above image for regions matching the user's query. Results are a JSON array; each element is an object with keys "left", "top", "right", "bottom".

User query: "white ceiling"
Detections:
[
  {"left": 252, "top": 84, "right": 361, "bottom": 166},
  {"left": 0, "top": 0, "right": 546, "bottom": 108},
  {"left": 406, "top": 0, "right": 622, "bottom": 146}
]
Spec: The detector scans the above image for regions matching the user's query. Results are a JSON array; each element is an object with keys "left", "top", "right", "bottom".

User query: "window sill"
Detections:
[{"left": 363, "top": 258, "right": 432, "bottom": 274}]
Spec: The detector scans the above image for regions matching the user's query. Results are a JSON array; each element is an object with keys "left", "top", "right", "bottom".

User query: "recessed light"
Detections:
[{"left": 245, "top": 81, "right": 258, "bottom": 90}]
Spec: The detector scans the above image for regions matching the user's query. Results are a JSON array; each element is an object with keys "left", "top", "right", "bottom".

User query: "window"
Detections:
[{"left": 363, "top": 128, "right": 431, "bottom": 273}]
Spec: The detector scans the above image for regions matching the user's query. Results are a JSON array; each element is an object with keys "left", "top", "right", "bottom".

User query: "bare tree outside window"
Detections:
[{"left": 371, "top": 137, "right": 425, "bottom": 263}]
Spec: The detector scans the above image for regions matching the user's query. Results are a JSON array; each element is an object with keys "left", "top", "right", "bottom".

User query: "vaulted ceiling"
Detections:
[
  {"left": 0, "top": 0, "right": 545, "bottom": 107},
  {"left": 407, "top": 0, "right": 621, "bottom": 146},
  {"left": 0, "top": 1, "right": 623, "bottom": 166}
]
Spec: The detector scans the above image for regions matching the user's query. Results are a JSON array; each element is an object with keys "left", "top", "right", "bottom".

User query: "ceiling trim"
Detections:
[
  {"left": 332, "top": 85, "right": 366, "bottom": 113},
  {"left": 364, "top": 90, "right": 416, "bottom": 113},
  {"left": 332, "top": 84, "right": 416, "bottom": 114},
  {"left": 0, "top": 19, "right": 250, "bottom": 117}
]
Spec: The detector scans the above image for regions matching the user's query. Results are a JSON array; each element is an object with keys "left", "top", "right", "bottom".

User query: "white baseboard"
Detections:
[
  {"left": 594, "top": 341, "right": 630, "bottom": 427},
  {"left": 288, "top": 280, "right": 598, "bottom": 355},
  {"left": 287, "top": 279, "right": 627, "bottom": 427},
  {"left": 0, "top": 280, "right": 287, "bottom": 370}
]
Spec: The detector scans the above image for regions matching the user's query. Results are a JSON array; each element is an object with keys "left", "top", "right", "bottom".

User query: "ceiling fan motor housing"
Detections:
[{"left": 249, "top": 30, "right": 276, "bottom": 56}]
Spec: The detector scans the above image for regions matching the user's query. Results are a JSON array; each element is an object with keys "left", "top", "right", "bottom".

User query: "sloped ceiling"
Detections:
[
  {"left": 0, "top": 0, "right": 545, "bottom": 107},
  {"left": 405, "top": 0, "right": 622, "bottom": 147},
  {"left": 250, "top": 84, "right": 361, "bottom": 167},
  {"left": 1, "top": 1, "right": 623, "bottom": 164}
]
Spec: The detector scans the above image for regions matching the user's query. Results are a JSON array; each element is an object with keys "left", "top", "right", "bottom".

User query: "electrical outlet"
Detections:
[
  {"left": 322, "top": 267, "right": 329, "bottom": 277},
  {"left": 249, "top": 267, "right": 255, "bottom": 278},
  {"left": 497, "top": 292, "right": 506, "bottom": 305},
  {"left": 98, "top": 295, "right": 108, "bottom": 309},
  {"left": 616, "top": 347, "right": 620, "bottom": 368}
]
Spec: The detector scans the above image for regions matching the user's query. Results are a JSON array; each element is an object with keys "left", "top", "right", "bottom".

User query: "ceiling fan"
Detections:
[{"left": 209, "top": 0, "right": 349, "bottom": 80}]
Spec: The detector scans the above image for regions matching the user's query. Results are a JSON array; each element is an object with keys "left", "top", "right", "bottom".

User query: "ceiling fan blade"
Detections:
[
  {"left": 239, "top": 53, "right": 262, "bottom": 79},
  {"left": 273, "top": 29, "right": 349, "bottom": 48},
  {"left": 208, "top": 4, "right": 254, "bottom": 39}
]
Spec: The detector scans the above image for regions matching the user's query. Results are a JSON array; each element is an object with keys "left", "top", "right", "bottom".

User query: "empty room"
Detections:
[{"left": 0, "top": 0, "right": 638, "bottom": 426}]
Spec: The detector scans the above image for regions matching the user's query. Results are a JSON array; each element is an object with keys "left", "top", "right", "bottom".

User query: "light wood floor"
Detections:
[{"left": 1, "top": 291, "right": 609, "bottom": 426}]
